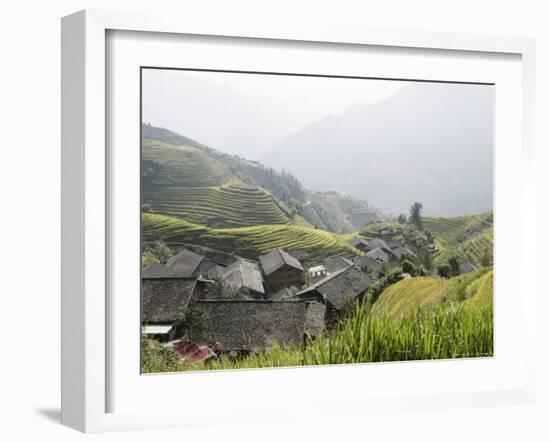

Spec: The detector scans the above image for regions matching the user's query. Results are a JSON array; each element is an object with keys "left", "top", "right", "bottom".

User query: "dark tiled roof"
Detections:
[
  {"left": 165, "top": 249, "right": 205, "bottom": 277},
  {"left": 296, "top": 266, "right": 372, "bottom": 311},
  {"left": 366, "top": 238, "right": 391, "bottom": 250},
  {"left": 189, "top": 300, "right": 325, "bottom": 351},
  {"left": 196, "top": 259, "right": 226, "bottom": 278},
  {"left": 287, "top": 248, "right": 309, "bottom": 261},
  {"left": 325, "top": 255, "right": 354, "bottom": 274},
  {"left": 142, "top": 263, "right": 181, "bottom": 279},
  {"left": 348, "top": 236, "right": 369, "bottom": 248},
  {"left": 222, "top": 258, "right": 265, "bottom": 295},
  {"left": 385, "top": 239, "right": 404, "bottom": 249},
  {"left": 391, "top": 246, "right": 416, "bottom": 259},
  {"left": 352, "top": 255, "right": 383, "bottom": 273},
  {"left": 141, "top": 278, "right": 197, "bottom": 322},
  {"left": 259, "top": 248, "right": 304, "bottom": 276},
  {"left": 365, "top": 247, "right": 390, "bottom": 263}
]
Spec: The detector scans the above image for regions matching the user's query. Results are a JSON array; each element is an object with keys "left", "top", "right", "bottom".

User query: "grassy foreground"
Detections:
[{"left": 142, "top": 271, "right": 493, "bottom": 373}]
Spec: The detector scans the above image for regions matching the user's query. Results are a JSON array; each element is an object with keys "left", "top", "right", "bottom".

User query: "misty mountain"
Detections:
[{"left": 263, "top": 82, "right": 494, "bottom": 216}]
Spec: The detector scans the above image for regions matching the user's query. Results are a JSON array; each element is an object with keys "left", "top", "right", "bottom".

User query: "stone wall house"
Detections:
[
  {"left": 188, "top": 300, "right": 326, "bottom": 352},
  {"left": 259, "top": 248, "right": 305, "bottom": 293}
]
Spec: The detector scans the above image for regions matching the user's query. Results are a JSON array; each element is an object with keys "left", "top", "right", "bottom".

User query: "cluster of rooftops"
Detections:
[{"left": 141, "top": 235, "right": 421, "bottom": 355}]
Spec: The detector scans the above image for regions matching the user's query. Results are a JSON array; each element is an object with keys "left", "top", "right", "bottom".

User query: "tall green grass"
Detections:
[
  {"left": 302, "top": 301, "right": 492, "bottom": 365},
  {"left": 142, "top": 295, "right": 493, "bottom": 373}
]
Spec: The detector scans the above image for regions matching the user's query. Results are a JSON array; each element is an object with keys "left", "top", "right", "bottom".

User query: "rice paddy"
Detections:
[
  {"left": 142, "top": 140, "right": 291, "bottom": 227},
  {"left": 423, "top": 212, "right": 493, "bottom": 265},
  {"left": 142, "top": 213, "right": 360, "bottom": 262}
]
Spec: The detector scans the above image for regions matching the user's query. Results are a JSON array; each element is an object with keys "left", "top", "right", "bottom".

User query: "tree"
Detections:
[
  {"left": 437, "top": 264, "right": 451, "bottom": 278},
  {"left": 154, "top": 241, "right": 172, "bottom": 264},
  {"left": 401, "top": 259, "right": 415, "bottom": 274},
  {"left": 409, "top": 202, "right": 424, "bottom": 230},
  {"left": 480, "top": 249, "right": 492, "bottom": 267},
  {"left": 205, "top": 277, "right": 249, "bottom": 300},
  {"left": 448, "top": 256, "right": 460, "bottom": 277},
  {"left": 176, "top": 306, "right": 208, "bottom": 339},
  {"left": 397, "top": 213, "right": 407, "bottom": 224},
  {"left": 419, "top": 250, "right": 433, "bottom": 271}
]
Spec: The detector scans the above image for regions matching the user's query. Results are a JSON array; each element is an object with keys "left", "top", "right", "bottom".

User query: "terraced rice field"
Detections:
[
  {"left": 142, "top": 140, "right": 239, "bottom": 187},
  {"left": 423, "top": 211, "right": 493, "bottom": 265},
  {"left": 143, "top": 184, "right": 289, "bottom": 228},
  {"left": 142, "top": 140, "right": 291, "bottom": 227},
  {"left": 142, "top": 213, "right": 360, "bottom": 262},
  {"left": 371, "top": 269, "right": 492, "bottom": 319}
]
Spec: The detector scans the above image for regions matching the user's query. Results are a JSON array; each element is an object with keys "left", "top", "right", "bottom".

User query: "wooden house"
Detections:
[{"left": 259, "top": 248, "right": 305, "bottom": 293}]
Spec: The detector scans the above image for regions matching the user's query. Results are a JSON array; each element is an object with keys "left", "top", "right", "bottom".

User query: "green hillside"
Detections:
[
  {"left": 141, "top": 124, "right": 381, "bottom": 233},
  {"left": 423, "top": 211, "right": 493, "bottom": 265},
  {"left": 371, "top": 269, "right": 492, "bottom": 319},
  {"left": 142, "top": 213, "right": 360, "bottom": 263},
  {"left": 303, "top": 191, "right": 380, "bottom": 233},
  {"left": 144, "top": 183, "right": 290, "bottom": 228},
  {"left": 142, "top": 139, "right": 239, "bottom": 187},
  {"left": 142, "top": 139, "right": 291, "bottom": 228}
]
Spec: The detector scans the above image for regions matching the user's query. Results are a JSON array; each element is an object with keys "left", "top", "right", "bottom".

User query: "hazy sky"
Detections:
[{"left": 142, "top": 69, "right": 407, "bottom": 160}]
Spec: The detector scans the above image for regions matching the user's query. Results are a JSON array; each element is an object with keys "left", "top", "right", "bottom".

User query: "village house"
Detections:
[
  {"left": 287, "top": 248, "right": 309, "bottom": 264},
  {"left": 307, "top": 265, "right": 327, "bottom": 281},
  {"left": 141, "top": 263, "right": 198, "bottom": 341},
  {"left": 347, "top": 236, "right": 370, "bottom": 252},
  {"left": 391, "top": 245, "right": 416, "bottom": 260},
  {"left": 365, "top": 247, "right": 391, "bottom": 263},
  {"left": 385, "top": 239, "right": 404, "bottom": 250},
  {"left": 259, "top": 248, "right": 305, "bottom": 293},
  {"left": 348, "top": 236, "right": 397, "bottom": 261},
  {"left": 187, "top": 299, "right": 326, "bottom": 352},
  {"left": 365, "top": 238, "right": 397, "bottom": 260},
  {"left": 220, "top": 258, "right": 265, "bottom": 298},
  {"left": 352, "top": 254, "right": 383, "bottom": 276},
  {"left": 165, "top": 248, "right": 226, "bottom": 278},
  {"left": 296, "top": 266, "right": 372, "bottom": 321},
  {"left": 325, "top": 255, "right": 354, "bottom": 274}
]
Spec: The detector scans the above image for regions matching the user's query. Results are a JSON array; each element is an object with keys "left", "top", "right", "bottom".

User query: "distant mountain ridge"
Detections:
[{"left": 263, "top": 82, "right": 494, "bottom": 217}]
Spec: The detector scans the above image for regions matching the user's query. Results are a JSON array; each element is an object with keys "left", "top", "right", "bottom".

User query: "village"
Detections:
[{"left": 141, "top": 234, "right": 479, "bottom": 363}]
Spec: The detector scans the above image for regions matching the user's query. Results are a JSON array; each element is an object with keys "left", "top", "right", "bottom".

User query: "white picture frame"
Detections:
[{"left": 61, "top": 9, "right": 537, "bottom": 433}]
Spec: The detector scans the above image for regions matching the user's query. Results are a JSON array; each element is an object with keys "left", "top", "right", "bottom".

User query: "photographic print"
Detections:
[{"left": 140, "top": 68, "right": 494, "bottom": 373}]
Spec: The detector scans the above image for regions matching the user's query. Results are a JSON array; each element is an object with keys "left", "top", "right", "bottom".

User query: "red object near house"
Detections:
[{"left": 172, "top": 339, "right": 215, "bottom": 362}]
